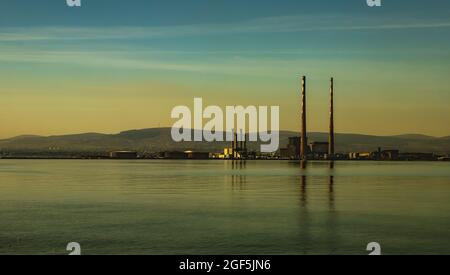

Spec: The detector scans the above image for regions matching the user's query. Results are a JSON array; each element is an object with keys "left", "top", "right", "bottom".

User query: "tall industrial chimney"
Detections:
[
  {"left": 234, "top": 129, "right": 238, "bottom": 159},
  {"left": 231, "top": 129, "right": 236, "bottom": 160},
  {"left": 244, "top": 133, "right": 247, "bottom": 153},
  {"left": 300, "top": 76, "right": 307, "bottom": 160},
  {"left": 329, "top": 77, "right": 335, "bottom": 158},
  {"left": 240, "top": 129, "right": 244, "bottom": 153}
]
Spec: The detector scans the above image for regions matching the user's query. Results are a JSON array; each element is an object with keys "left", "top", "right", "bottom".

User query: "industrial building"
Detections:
[
  {"left": 110, "top": 151, "right": 138, "bottom": 159},
  {"left": 309, "top": 142, "right": 330, "bottom": 158},
  {"left": 349, "top": 148, "right": 397, "bottom": 161},
  {"left": 348, "top": 149, "right": 437, "bottom": 161},
  {"left": 281, "top": 139, "right": 331, "bottom": 160},
  {"left": 221, "top": 129, "right": 248, "bottom": 159},
  {"left": 349, "top": 152, "right": 372, "bottom": 160},
  {"left": 163, "top": 151, "right": 186, "bottom": 159},
  {"left": 380, "top": 150, "right": 400, "bottom": 160},
  {"left": 399, "top": 152, "right": 436, "bottom": 161},
  {"left": 184, "top": 151, "right": 210, "bottom": 160},
  {"left": 288, "top": 137, "right": 301, "bottom": 159},
  {"left": 163, "top": 151, "right": 210, "bottom": 160}
]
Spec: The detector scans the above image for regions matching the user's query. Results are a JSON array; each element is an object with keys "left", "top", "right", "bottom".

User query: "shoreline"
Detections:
[{"left": 0, "top": 157, "right": 448, "bottom": 162}]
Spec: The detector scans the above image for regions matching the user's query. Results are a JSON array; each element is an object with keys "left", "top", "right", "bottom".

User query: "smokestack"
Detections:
[
  {"left": 231, "top": 129, "right": 234, "bottom": 150},
  {"left": 234, "top": 130, "right": 238, "bottom": 159},
  {"left": 329, "top": 77, "right": 335, "bottom": 157},
  {"left": 240, "top": 129, "right": 243, "bottom": 151},
  {"left": 231, "top": 129, "right": 236, "bottom": 159},
  {"left": 244, "top": 133, "right": 247, "bottom": 152},
  {"left": 300, "top": 76, "right": 307, "bottom": 160}
]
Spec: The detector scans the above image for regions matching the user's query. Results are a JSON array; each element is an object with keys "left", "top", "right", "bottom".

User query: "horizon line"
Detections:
[{"left": 1, "top": 127, "right": 448, "bottom": 141}]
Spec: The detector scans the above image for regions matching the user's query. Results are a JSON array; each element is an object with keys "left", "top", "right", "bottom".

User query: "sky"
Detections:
[{"left": 0, "top": 0, "right": 450, "bottom": 138}]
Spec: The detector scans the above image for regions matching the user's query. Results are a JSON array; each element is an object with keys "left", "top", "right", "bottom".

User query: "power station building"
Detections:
[
  {"left": 287, "top": 137, "right": 301, "bottom": 159},
  {"left": 281, "top": 76, "right": 336, "bottom": 160},
  {"left": 309, "top": 142, "right": 330, "bottom": 157},
  {"left": 222, "top": 129, "right": 248, "bottom": 159},
  {"left": 281, "top": 138, "right": 330, "bottom": 160}
]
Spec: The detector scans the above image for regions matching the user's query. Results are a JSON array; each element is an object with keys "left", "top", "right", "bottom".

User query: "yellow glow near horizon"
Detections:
[{"left": 1, "top": 76, "right": 449, "bottom": 139}]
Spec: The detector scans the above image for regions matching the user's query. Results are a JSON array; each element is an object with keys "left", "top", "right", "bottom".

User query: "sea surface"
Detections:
[{"left": 0, "top": 160, "right": 449, "bottom": 255}]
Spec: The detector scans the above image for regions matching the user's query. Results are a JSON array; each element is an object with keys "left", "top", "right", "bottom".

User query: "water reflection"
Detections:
[
  {"left": 227, "top": 160, "right": 247, "bottom": 189},
  {"left": 301, "top": 160, "right": 307, "bottom": 169},
  {"left": 329, "top": 161, "right": 335, "bottom": 211},
  {"left": 2, "top": 160, "right": 449, "bottom": 254},
  {"left": 329, "top": 175, "right": 335, "bottom": 210},
  {"left": 300, "top": 175, "right": 307, "bottom": 208},
  {"left": 299, "top": 161, "right": 338, "bottom": 253},
  {"left": 298, "top": 161, "right": 310, "bottom": 254},
  {"left": 298, "top": 161, "right": 335, "bottom": 209}
]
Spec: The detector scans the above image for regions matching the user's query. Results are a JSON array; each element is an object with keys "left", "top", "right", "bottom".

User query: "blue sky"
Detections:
[
  {"left": 0, "top": 0, "right": 450, "bottom": 137},
  {"left": 1, "top": 0, "right": 450, "bottom": 27}
]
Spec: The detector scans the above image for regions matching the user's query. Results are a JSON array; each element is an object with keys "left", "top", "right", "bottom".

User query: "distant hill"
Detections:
[
  {"left": 0, "top": 128, "right": 449, "bottom": 155},
  {"left": 391, "top": 134, "right": 436, "bottom": 140}
]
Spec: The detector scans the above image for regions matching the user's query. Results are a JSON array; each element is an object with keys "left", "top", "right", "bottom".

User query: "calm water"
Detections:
[{"left": 0, "top": 160, "right": 449, "bottom": 255}]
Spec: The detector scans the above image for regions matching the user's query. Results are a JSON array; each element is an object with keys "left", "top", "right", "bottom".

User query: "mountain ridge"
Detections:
[
  {"left": 2, "top": 129, "right": 446, "bottom": 141},
  {"left": 0, "top": 128, "right": 449, "bottom": 154}
]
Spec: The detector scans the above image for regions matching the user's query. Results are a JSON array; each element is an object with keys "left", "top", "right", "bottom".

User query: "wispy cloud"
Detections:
[
  {"left": 0, "top": 48, "right": 290, "bottom": 76},
  {"left": 0, "top": 49, "right": 212, "bottom": 72},
  {"left": 1, "top": 14, "right": 450, "bottom": 42},
  {"left": 2, "top": 46, "right": 446, "bottom": 82}
]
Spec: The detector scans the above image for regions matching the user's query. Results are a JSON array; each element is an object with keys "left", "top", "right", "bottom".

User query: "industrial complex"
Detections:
[
  {"left": 105, "top": 76, "right": 447, "bottom": 162},
  {"left": 1, "top": 76, "right": 445, "bottom": 161}
]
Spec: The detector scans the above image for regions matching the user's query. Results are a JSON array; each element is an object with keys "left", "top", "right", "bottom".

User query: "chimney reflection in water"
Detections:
[
  {"left": 299, "top": 161, "right": 335, "bottom": 210},
  {"left": 230, "top": 160, "right": 247, "bottom": 189}
]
